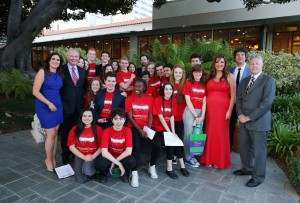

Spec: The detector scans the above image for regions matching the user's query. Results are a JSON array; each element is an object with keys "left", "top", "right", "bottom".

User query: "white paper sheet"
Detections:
[
  {"left": 143, "top": 126, "right": 156, "bottom": 140},
  {"left": 163, "top": 132, "right": 184, "bottom": 146},
  {"left": 54, "top": 164, "right": 75, "bottom": 179}
]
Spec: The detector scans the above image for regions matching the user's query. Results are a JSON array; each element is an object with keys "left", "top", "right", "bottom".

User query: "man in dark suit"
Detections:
[
  {"left": 229, "top": 47, "right": 251, "bottom": 150},
  {"left": 233, "top": 54, "right": 275, "bottom": 187},
  {"left": 60, "top": 48, "right": 87, "bottom": 164},
  {"left": 94, "top": 72, "right": 125, "bottom": 129},
  {"left": 137, "top": 55, "right": 149, "bottom": 77}
]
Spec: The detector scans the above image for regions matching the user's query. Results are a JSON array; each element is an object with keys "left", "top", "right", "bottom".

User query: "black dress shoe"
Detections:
[
  {"left": 180, "top": 168, "right": 190, "bottom": 177},
  {"left": 99, "top": 171, "right": 108, "bottom": 183},
  {"left": 166, "top": 170, "right": 179, "bottom": 179},
  {"left": 122, "top": 173, "right": 129, "bottom": 183},
  {"left": 233, "top": 169, "right": 252, "bottom": 176},
  {"left": 246, "top": 178, "right": 262, "bottom": 187}
]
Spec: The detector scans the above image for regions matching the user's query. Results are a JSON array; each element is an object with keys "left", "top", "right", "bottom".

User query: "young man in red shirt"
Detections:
[
  {"left": 95, "top": 108, "right": 138, "bottom": 187},
  {"left": 116, "top": 56, "right": 136, "bottom": 97}
]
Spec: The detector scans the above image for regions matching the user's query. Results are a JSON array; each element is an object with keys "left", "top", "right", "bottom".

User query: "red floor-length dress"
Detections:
[{"left": 201, "top": 79, "right": 231, "bottom": 169}]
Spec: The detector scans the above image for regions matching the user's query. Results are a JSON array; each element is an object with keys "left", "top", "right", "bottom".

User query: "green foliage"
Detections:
[
  {"left": 267, "top": 121, "right": 300, "bottom": 161},
  {"left": 0, "top": 69, "right": 32, "bottom": 100},
  {"left": 288, "top": 153, "right": 300, "bottom": 187},
  {"left": 249, "top": 51, "right": 300, "bottom": 94},
  {"left": 144, "top": 37, "right": 234, "bottom": 73},
  {"left": 53, "top": 46, "right": 101, "bottom": 65}
]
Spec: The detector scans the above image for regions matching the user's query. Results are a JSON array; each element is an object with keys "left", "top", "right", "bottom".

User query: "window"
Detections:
[
  {"left": 245, "top": 27, "right": 260, "bottom": 50},
  {"left": 214, "top": 29, "right": 229, "bottom": 42},
  {"left": 273, "top": 32, "right": 293, "bottom": 53},
  {"left": 112, "top": 39, "right": 121, "bottom": 59},
  {"left": 292, "top": 32, "right": 300, "bottom": 53},
  {"left": 229, "top": 28, "right": 245, "bottom": 49},
  {"left": 103, "top": 39, "right": 112, "bottom": 55}
]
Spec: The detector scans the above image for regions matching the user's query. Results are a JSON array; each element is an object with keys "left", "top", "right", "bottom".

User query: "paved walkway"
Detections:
[{"left": 0, "top": 130, "right": 299, "bottom": 203}]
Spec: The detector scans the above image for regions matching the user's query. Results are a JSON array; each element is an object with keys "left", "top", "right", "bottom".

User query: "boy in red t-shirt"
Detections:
[
  {"left": 95, "top": 108, "right": 139, "bottom": 188},
  {"left": 68, "top": 108, "right": 103, "bottom": 184},
  {"left": 116, "top": 56, "right": 136, "bottom": 97}
]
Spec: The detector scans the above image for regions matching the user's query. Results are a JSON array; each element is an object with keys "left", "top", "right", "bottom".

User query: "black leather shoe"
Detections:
[
  {"left": 166, "top": 170, "right": 179, "bottom": 179},
  {"left": 122, "top": 173, "right": 129, "bottom": 183},
  {"left": 180, "top": 168, "right": 190, "bottom": 177},
  {"left": 233, "top": 169, "right": 252, "bottom": 176},
  {"left": 246, "top": 178, "right": 262, "bottom": 187},
  {"left": 99, "top": 171, "right": 108, "bottom": 183}
]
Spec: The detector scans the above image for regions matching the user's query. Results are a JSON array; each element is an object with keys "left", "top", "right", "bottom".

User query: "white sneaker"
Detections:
[
  {"left": 131, "top": 171, "right": 139, "bottom": 188},
  {"left": 148, "top": 165, "right": 158, "bottom": 179}
]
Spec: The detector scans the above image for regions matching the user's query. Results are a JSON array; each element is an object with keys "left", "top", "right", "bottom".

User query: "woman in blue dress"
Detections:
[{"left": 33, "top": 52, "right": 64, "bottom": 171}]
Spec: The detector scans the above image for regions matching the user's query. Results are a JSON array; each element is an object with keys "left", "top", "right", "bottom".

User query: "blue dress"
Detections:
[{"left": 35, "top": 69, "right": 63, "bottom": 129}]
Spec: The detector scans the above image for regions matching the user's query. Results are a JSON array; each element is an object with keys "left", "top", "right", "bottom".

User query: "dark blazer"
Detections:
[
  {"left": 60, "top": 64, "right": 88, "bottom": 115},
  {"left": 230, "top": 64, "right": 251, "bottom": 95},
  {"left": 236, "top": 72, "right": 276, "bottom": 131},
  {"left": 94, "top": 88, "right": 125, "bottom": 121}
]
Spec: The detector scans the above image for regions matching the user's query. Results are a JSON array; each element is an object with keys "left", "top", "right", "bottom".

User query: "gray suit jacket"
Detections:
[{"left": 236, "top": 72, "right": 276, "bottom": 131}]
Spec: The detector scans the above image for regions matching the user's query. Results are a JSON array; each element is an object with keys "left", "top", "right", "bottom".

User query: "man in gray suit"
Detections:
[
  {"left": 229, "top": 47, "right": 251, "bottom": 150},
  {"left": 233, "top": 54, "right": 275, "bottom": 187}
]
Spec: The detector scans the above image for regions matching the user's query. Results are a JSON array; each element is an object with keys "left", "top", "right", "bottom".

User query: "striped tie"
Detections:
[
  {"left": 246, "top": 76, "right": 255, "bottom": 94},
  {"left": 72, "top": 66, "right": 78, "bottom": 86}
]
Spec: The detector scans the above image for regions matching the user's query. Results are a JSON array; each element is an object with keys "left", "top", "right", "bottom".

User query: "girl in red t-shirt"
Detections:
[
  {"left": 84, "top": 78, "right": 102, "bottom": 108},
  {"left": 182, "top": 65, "right": 207, "bottom": 168},
  {"left": 152, "top": 83, "right": 189, "bottom": 179},
  {"left": 67, "top": 108, "right": 103, "bottom": 184}
]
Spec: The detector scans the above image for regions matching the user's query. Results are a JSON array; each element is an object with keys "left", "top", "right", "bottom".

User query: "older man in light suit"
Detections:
[
  {"left": 229, "top": 47, "right": 251, "bottom": 150},
  {"left": 233, "top": 54, "right": 275, "bottom": 187}
]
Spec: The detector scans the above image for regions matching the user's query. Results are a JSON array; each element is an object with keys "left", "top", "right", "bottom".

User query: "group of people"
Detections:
[{"left": 32, "top": 47, "right": 275, "bottom": 188}]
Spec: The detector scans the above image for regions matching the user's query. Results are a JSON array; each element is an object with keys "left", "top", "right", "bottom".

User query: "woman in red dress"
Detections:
[{"left": 200, "top": 54, "right": 236, "bottom": 169}]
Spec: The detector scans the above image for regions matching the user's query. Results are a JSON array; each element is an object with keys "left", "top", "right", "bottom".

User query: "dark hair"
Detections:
[
  {"left": 140, "top": 54, "right": 148, "bottom": 60},
  {"left": 104, "top": 71, "right": 116, "bottom": 81},
  {"left": 190, "top": 64, "right": 206, "bottom": 84},
  {"left": 160, "top": 83, "right": 174, "bottom": 118},
  {"left": 44, "top": 52, "right": 63, "bottom": 76},
  {"left": 164, "top": 63, "right": 174, "bottom": 70},
  {"left": 104, "top": 64, "right": 113, "bottom": 72},
  {"left": 111, "top": 60, "right": 120, "bottom": 72},
  {"left": 134, "top": 78, "right": 147, "bottom": 93},
  {"left": 140, "top": 71, "right": 150, "bottom": 78},
  {"left": 233, "top": 47, "right": 248, "bottom": 61},
  {"left": 75, "top": 108, "right": 98, "bottom": 142},
  {"left": 101, "top": 51, "right": 110, "bottom": 57},
  {"left": 128, "top": 62, "right": 137, "bottom": 73},
  {"left": 110, "top": 108, "right": 126, "bottom": 119},
  {"left": 190, "top": 53, "right": 201, "bottom": 62},
  {"left": 206, "top": 54, "right": 229, "bottom": 83}
]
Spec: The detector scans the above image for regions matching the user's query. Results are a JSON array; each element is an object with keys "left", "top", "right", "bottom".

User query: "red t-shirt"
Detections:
[
  {"left": 173, "top": 83, "right": 186, "bottom": 121},
  {"left": 152, "top": 96, "right": 177, "bottom": 132},
  {"left": 100, "top": 91, "right": 114, "bottom": 118},
  {"left": 161, "top": 77, "right": 169, "bottom": 87},
  {"left": 182, "top": 80, "right": 206, "bottom": 109},
  {"left": 67, "top": 125, "right": 102, "bottom": 155},
  {"left": 101, "top": 126, "right": 133, "bottom": 158},
  {"left": 116, "top": 71, "right": 135, "bottom": 96},
  {"left": 87, "top": 63, "right": 97, "bottom": 84},
  {"left": 148, "top": 76, "right": 161, "bottom": 98},
  {"left": 84, "top": 93, "right": 96, "bottom": 108},
  {"left": 125, "top": 94, "right": 153, "bottom": 128}
]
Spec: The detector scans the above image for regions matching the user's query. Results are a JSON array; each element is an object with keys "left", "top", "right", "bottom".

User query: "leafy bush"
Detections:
[
  {"left": 53, "top": 46, "right": 101, "bottom": 64},
  {"left": 0, "top": 69, "right": 32, "bottom": 99},
  {"left": 144, "top": 37, "right": 234, "bottom": 72},
  {"left": 249, "top": 51, "right": 300, "bottom": 94},
  {"left": 268, "top": 120, "right": 300, "bottom": 161},
  {"left": 288, "top": 153, "right": 300, "bottom": 187}
]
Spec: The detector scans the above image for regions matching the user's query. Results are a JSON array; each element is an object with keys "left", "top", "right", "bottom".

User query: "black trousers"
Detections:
[
  {"left": 60, "top": 111, "right": 79, "bottom": 158},
  {"left": 131, "top": 127, "right": 162, "bottom": 170},
  {"left": 95, "top": 155, "right": 136, "bottom": 172},
  {"left": 229, "top": 104, "right": 238, "bottom": 149}
]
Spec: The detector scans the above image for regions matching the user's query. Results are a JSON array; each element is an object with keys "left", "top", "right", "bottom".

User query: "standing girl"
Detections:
[
  {"left": 84, "top": 78, "right": 102, "bottom": 108},
  {"left": 152, "top": 83, "right": 189, "bottom": 179},
  {"left": 33, "top": 52, "right": 63, "bottom": 172},
  {"left": 67, "top": 108, "right": 103, "bottom": 183},
  {"left": 182, "top": 65, "right": 207, "bottom": 167}
]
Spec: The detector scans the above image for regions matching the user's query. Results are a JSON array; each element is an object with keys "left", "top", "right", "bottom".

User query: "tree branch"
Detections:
[{"left": 6, "top": 0, "right": 23, "bottom": 44}]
